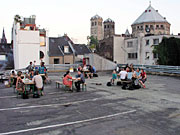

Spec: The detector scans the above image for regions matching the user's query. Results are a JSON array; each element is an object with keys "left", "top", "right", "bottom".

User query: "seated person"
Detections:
[
  {"left": 111, "top": 70, "right": 117, "bottom": 84},
  {"left": 32, "top": 71, "right": 43, "bottom": 95},
  {"left": 88, "top": 65, "right": 94, "bottom": 78},
  {"left": 139, "top": 69, "right": 147, "bottom": 88},
  {"left": 63, "top": 71, "right": 73, "bottom": 90},
  {"left": 127, "top": 69, "right": 133, "bottom": 80},
  {"left": 82, "top": 64, "right": 88, "bottom": 71},
  {"left": 135, "top": 68, "right": 141, "bottom": 78},
  {"left": 78, "top": 66, "right": 83, "bottom": 72},
  {"left": 75, "top": 71, "right": 85, "bottom": 92},
  {"left": 29, "top": 70, "right": 34, "bottom": 80},
  {"left": 16, "top": 71, "right": 25, "bottom": 93},
  {"left": 119, "top": 67, "right": 127, "bottom": 81},
  {"left": 9, "top": 71, "right": 17, "bottom": 86}
]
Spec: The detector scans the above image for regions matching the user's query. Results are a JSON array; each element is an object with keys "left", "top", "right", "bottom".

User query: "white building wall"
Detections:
[
  {"left": 113, "top": 36, "right": 125, "bottom": 64},
  {"left": 16, "top": 30, "right": 40, "bottom": 69}
]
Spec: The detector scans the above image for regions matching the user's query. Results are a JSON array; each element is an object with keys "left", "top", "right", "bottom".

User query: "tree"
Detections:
[
  {"left": 88, "top": 36, "right": 99, "bottom": 52},
  {"left": 153, "top": 37, "right": 180, "bottom": 66}
]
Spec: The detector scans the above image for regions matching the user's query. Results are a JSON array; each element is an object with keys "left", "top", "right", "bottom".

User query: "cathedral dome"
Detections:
[{"left": 132, "top": 5, "right": 170, "bottom": 25}]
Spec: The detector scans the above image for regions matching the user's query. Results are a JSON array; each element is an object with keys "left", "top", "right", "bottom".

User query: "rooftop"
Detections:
[{"left": 132, "top": 5, "right": 169, "bottom": 25}]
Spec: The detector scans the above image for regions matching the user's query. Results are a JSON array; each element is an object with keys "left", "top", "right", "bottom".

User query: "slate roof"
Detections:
[
  {"left": 132, "top": 5, "right": 169, "bottom": 25},
  {"left": 91, "top": 14, "right": 103, "bottom": 20},
  {"left": 49, "top": 36, "right": 74, "bottom": 57},
  {"left": 73, "top": 44, "right": 91, "bottom": 55},
  {"left": 104, "top": 18, "right": 114, "bottom": 23}
]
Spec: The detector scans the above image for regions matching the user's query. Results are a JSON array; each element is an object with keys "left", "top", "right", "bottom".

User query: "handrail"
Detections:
[{"left": 117, "top": 64, "right": 180, "bottom": 74}]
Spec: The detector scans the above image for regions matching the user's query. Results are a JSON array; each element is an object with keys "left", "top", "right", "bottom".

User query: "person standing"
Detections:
[
  {"left": 75, "top": 71, "right": 85, "bottom": 92},
  {"left": 26, "top": 62, "right": 33, "bottom": 73}
]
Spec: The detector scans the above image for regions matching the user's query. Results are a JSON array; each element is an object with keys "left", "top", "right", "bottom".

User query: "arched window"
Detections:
[{"left": 40, "top": 51, "right": 44, "bottom": 59}]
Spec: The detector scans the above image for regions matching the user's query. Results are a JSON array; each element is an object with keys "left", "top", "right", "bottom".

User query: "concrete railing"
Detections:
[{"left": 117, "top": 64, "right": 180, "bottom": 74}]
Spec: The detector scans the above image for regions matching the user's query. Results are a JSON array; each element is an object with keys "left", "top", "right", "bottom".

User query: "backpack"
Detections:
[
  {"left": 93, "top": 74, "right": 98, "bottom": 77},
  {"left": 107, "top": 82, "right": 112, "bottom": 86}
]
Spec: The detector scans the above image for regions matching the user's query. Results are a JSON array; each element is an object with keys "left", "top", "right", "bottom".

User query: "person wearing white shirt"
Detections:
[
  {"left": 119, "top": 67, "right": 127, "bottom": 80},
  {"left": 32, "top": 70, "right": 43, "bottom": 95}
]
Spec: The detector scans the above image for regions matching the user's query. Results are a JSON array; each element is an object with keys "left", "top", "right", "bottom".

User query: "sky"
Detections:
[{"left": 0, "top": 0, "right": 180, "bottom": 44}]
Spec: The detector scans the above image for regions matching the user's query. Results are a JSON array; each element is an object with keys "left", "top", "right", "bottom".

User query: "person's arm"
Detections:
[
  {"left": 16, "top": 78, "right": 19, "bottom": 88},
  {"left": 144, "top": 73, "right": 147, "bottom": 79}
]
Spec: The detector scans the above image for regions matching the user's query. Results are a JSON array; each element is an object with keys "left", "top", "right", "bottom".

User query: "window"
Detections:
[
  {"left": 64, "top": 46, "right": 69, "bottom": 53},
  {"left": 146, "top": 40, "right": 150, "bottom": 45},
  {"left": 128, "top": 53, "right": 138, "bottom": 59},
  {"left": 161, "top": 25, "right": 164, "bottom": 29},
  {"left": 91, "top": 22, "right": 94, "bottom": 26},
  {"left": 145, "top": 25, "right": 149, "bottom": 28},
  {"left": 107, "top": 25, "right": 109, "bottom": 28},
  {"left": 150, "top": 25, "right": 154, "bottom": 29},
  {"left": 153, "top": 53, "right": 158, "bottom": 59},
  {"left": 153, "top": 39, "right": 159, "bottom": 45},
  {"left": 98, "top": 22, "right": 102, "bottom": 26},
  {"left": 140, "top": 26, "right": 143, "bottom": 30},
  {"left": 104, "top": 25, "right": 106, "bottom": 29},
  {"left": 145, "top": 52, "right": 150, "bottom": 59},
  {"left": 156, "top": 25, "right": 159, "bottom": 28},
  {"left": 95, "top": 22, "right": 97, "bottom": 26},
  {"left": 40, "top": 51, "right": 44, "bottom": 59},
  {"left": 127, "top": 42, "right": 133, "bottom": 48},
  {"left": 0, "top": 55, "right": 6, "bottom": 61},
  {"left": 54, "top": 58, "right": 59, "bottom": 64},
  {"left": 137, "top": 26, "right": 139, "bottom": 29}
]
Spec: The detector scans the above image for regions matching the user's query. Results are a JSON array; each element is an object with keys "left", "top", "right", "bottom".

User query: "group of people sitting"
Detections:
[
  {"left": 14, "top": 70, "right": 44, "bottom": 96},
  {"left": 8, "top": 61, "right": 48, "bottom": 98},
  {"left": 77, "top": 64, "right": 96, "bottom": 79},
  {"left": 111, "top": 64, "right": 147, "bottom": 89},
  {"left": 63, "top": 70, "right": 85, "bottom": 92}
]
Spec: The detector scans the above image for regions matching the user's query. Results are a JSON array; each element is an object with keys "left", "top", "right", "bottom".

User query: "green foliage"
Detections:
[
  {"left": 154, "top": 37, "right": 180, "bottom": 66},
  {"left": 88, "top": 36, "right": 99, "bottom": 51}
]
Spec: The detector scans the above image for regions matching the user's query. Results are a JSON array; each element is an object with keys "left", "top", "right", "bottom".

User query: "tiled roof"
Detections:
[
  {"left": 104, "top": 18, "right": 114, "bottom": 23},
  {"left": 132, "top": 5, "right": 169, "bottom": 25},
  {"left": 49, "top": 36, "right": 74, "bottom": 57},
  {"left": 91, "top": 14, "right": 102, "bottom": 20},
  {"left": 73, "top": 44, "right": 91, "bottom": 55}
]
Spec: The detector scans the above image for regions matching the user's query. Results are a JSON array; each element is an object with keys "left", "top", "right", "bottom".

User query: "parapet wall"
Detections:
[{"left": 84, "top": 53, "right": 116, "bottom": 71}]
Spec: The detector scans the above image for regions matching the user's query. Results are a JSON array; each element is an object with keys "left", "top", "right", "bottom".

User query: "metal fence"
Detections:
[{"left": 117, "top": 64, "right": 180, "bottom": 74}]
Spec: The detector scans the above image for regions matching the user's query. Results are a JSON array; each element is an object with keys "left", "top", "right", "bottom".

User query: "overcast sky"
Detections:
[{"left": 0, "top": 0, "right": 180, "bottom": 44}]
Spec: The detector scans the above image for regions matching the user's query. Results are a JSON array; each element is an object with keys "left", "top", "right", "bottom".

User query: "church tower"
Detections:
[
  {"left": 103, "top": 18, "right": 115, "bottom": 39},
  {"left": 1, "top": 28, "right": 7, "bottom": 44},
  {"left": 90, "top": 15, "right": 103, "bottom": 40}
]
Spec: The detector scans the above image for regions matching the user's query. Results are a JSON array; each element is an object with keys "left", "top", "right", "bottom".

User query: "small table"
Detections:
[{"left": 22, "top": 79, "right": 35, "bottom": 95}]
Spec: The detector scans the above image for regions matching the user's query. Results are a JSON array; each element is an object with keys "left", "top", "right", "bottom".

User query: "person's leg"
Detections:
[
  {"left": 75, "top": 81, "right": 80, "bottom": 91},
  {"left": 139, "top": 79, "right": 146, "bottom": 88}
]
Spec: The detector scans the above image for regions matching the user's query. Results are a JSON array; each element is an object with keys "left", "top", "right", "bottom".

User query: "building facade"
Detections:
[
  {"left": 12, "top": 15, "right": 49, "bottom": 69},
  {"left": 49, "top": 36, "right": 75, "bottom": 64}
]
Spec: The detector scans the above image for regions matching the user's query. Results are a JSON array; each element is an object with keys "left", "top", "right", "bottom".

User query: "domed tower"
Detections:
[
  {"left": 90, "top": 14, "right": 103, "bottom": 41},
  {"left": 103, "top": 18, "right": 115, "bottom": 38},
  {"left": 131, "top": 4, "right": 171, "bottom": 37}
]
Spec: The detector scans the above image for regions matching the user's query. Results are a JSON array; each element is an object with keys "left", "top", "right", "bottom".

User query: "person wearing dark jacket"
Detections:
[{"left": 75, "top": 71, "right": 85, "bottom": 92}]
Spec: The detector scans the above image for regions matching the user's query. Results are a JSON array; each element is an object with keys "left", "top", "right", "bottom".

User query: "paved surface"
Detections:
[{"left": 0, "top": 72, "right": 180, "bottom": 135}]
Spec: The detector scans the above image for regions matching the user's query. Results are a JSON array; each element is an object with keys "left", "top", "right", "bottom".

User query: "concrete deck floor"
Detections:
[{"left": 0, "top": 72, "right": 180, "bottom": 135}]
